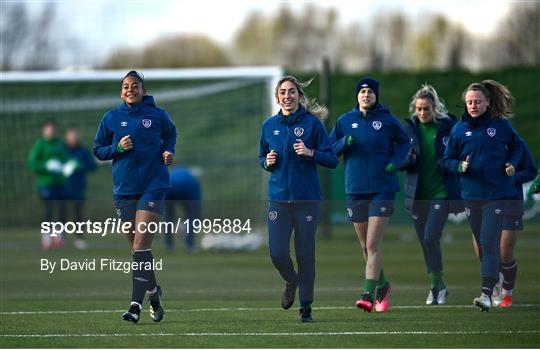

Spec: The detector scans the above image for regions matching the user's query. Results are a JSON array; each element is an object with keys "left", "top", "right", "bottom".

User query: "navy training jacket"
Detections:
[
  {"left": 259, "top": 106, "right": 338, "bottom": 201},
  {"left": 66, "top": 146, "right": 97, "bottom": 199},
  {"left": 401, "top": 115, "right": 463, "bottom": 214},
  {"left": 442, "top": 111, "right": 522, "bottom": 200},
  {"left": 93, "top": 95, "right": 177, "bottom": 196},
  {"left": 511, "top": 137, "right": 537, "bottom": 200},
  {"left": 330, "top": 104, "right": 410, "bottom": 195}
]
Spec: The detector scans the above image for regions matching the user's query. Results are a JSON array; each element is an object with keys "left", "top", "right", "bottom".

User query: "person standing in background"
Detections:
[
  {"left": 64, "top": 127, "right": 97, "bottom": 250},
  {"left": 28, "top": 119, "right": 70, "bottom": 250},
  {"left": 164, "top": 166, "right": 202, "bottom": 252}
]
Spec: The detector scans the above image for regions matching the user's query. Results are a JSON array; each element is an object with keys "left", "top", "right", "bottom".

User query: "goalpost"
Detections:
[{"left": 0, "top": 66, "right": 284, "bottom": 226}]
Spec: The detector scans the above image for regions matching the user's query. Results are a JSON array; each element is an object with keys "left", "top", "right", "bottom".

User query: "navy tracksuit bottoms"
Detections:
[{"left": 267, "top": 201, "right": 319, "bottom": 307}]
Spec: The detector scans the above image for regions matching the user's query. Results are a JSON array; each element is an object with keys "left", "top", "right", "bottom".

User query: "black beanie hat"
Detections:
[{"left": 355, "top": 77, "right": 380, "bottom": 103}]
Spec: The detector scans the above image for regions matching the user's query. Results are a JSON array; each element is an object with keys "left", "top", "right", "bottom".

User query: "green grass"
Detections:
[{"left": 1, "top": 224, "right": 539, "bottom": 348}]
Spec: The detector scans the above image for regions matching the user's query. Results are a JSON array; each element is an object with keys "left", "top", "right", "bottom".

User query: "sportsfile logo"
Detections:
[{"left": 40, "top": 218, "right": 253, "bottom": 236}]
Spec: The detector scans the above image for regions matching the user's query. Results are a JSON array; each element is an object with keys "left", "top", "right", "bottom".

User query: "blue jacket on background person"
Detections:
[
  {"left": 442, "top": 110, "right": 522, "bottom": 200},
  {"left": 66, "top": 146, "right": 97, "bottom": 200},
  {"left": 259, "top": 106, "right": 338, "bottom": 201},
  {"left": 93, "top": 95, "right": 177, "bottom": 195},
  {"left": 167, "top": 167, "right": 202, "bottom": 201},
  {"left": 330, "top": 104, "right": 410, "bottom": 195},
  {"left": 401, "top": 115, "right": 463, "bottom": 214},
  {"left": 510, "top": 137, "right": 537, "bottom": 200}
]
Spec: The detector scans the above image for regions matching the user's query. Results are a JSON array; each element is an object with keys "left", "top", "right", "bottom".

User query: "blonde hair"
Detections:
[
  {"left": 408, "top": 84, "right": 448, "bottom": 121},
  {"left": 275, "top": 75, "right": 329, "bottom": 121},
  {"left": 463, "top": 80, "right": 514, "bottom": 118}
]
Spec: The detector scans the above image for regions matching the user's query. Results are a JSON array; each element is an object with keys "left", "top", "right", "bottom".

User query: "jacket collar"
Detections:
[
  {"left": 353, "top": 103, "right": 390, "bottom": 118},
  {"left": 278, "top": 105, "right": 306, "bottom": 125},
  {"left": 120, "top": 95, "right": 156, "bottom": 112},
  {"left": 462, "top": 108, "right": 491, "bottom": 128},
  {"left": 408, "top": 115, "right": 453, "bottom": 132}
]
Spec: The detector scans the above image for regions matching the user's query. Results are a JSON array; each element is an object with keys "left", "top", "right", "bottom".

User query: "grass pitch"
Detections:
[{"left": 1, "top": 224, "right": 539, "bottom": 348}]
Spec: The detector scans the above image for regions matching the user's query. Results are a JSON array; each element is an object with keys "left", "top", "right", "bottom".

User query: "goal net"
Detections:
[{"left": 0, "top": 67, "right": 283, "bottom": 226}]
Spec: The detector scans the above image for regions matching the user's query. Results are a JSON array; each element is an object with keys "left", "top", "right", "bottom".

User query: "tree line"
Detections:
[{"left": 1, "top": 2, "right": 538, "bottom": 72}]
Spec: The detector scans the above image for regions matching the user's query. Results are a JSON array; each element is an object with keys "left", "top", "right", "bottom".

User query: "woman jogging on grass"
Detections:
[
  {"left": 478, "top": 137, "right": 536, "bottom": 308},
  {"left": 442, "top": 79, "right": 523, "bottom": 312},
  {"left": 330, "top": 77, "right": 410, "bottom": 313},
  {"left": 401, "top": 84, "right": 463, "bottom": 305},
  {"left": 259, "top": 75, "right": 338, "bottom": 322},
  {"left": 93, "top": 70, "right": 176, "bottom": 323}
]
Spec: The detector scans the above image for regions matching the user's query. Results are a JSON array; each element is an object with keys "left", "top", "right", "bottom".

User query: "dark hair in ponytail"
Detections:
[{"left": 463, "top": 80, "right": 514, "bottom": 118}]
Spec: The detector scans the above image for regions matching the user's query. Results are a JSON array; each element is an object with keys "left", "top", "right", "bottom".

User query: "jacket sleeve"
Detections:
[
  {"left": 258, "top": 124, "right": 271, "bottom": 171},
  {"left": 312, "top": 121, "right": 338, "bottom": 169},
  {"left": 81, "top": 148, "right": 98, "bottom": 172},
  {"left": 93, "top": 114, "right": 121, "bottom": 161},
  {"left": 161, "top": 111, "right": 177, "bottom": 154},
  {"left": 514, "top": 138, "right": 537, "bottom": 184},
  {"left": 389, "top": 118, "right": 411, "bottom": 169},
  {"left": 442, "top": 129, "right": 462, "bottom": 174},
  {"left": 506, "top": 122, "right": 524, "bottom": 169},
  {"left": 28, "top": 140, "right": 47, "bottom": 175},
  {"left": 329, "top": 118, "right": 348, "bottom": 157},
  {"left": 399, "top": 122, "right": 417, "bottom": 171}
]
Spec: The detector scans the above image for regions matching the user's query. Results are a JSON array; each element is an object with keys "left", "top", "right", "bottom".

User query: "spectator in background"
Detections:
[
  {"left": 64, "top": 128, "right": 97, "bottom": 250},
  {"left": 28, "top": 119, "right": 70, "bottom": 250},
  {"left": 164, "top": 166, "right": 202, "bottom": 252}
]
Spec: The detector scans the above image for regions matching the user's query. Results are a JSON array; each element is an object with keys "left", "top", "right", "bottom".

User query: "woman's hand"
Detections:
[
  {"left": 460, "top": 155, "right": 470, "bottom": 173},
  {"left": 162, "top": 151, "right": 174, "bottom": 165},
  {"left": 293, "top": 139, "right": 314, "bottom": 157},
  {"left": 266, "top": 150, "right": 278, "bottom": 167},
  {"left": 505, "top": 163, "right": 515, "bottom": 176},
  {"left": 118, "top": 135, "right": 133, "bottom": 152}
]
